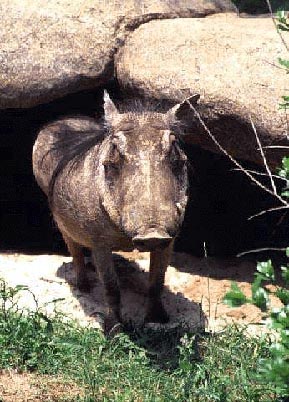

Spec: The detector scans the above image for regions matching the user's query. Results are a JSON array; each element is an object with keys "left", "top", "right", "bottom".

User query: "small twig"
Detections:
[
  {"left": 250, "top": 116, "right": 277, "bottom": 195},
  {"left": 40, "top": 277, "right": 66, "bottom": 284},
  {"left": 237, "top": 247, "right": 287, "bottom": 257},
  {"left": 263, "top": 145, "right": 289, "bottom": 149},
  {"left": 214, "top": 297, "right": 220, "bottom": 322},
  {"left": 185, "top": 100, "right": 288, "bottom": 206},
  {"left": 263, "top": 59, "right": 287, "bottom": 71},
  {"left": 248, "top": 205, "right": 289, "bottom": 220},
  {"left": 265, "top": 0, "right": 289, "bottom": 52},
  {"left": 232, "top": 168, "right": 287, "bottom": 181},
  {"left": 203, "top": 242, "right": 212, "bottom": 331}
]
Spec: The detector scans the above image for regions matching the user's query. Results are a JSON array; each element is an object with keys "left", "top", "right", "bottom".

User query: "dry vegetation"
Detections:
[{"left": 0, "top": 370, "right": 83, "bottom": 402}]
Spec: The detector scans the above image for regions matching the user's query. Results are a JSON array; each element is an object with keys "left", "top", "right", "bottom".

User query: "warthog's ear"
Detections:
[
  {"left": 103, "top": 90, "right": 119, "bottom": 126},
  {"left": 166, "top": 94, "right": 200, "bottom": 122}
]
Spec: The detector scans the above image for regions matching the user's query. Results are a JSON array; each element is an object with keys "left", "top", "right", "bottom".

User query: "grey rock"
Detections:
[
  {"left": 0, "top": 0, "right": 235, "bottom": 108},
  {"left": 116, "top": 14, "right": 289, "bottom": 167}
]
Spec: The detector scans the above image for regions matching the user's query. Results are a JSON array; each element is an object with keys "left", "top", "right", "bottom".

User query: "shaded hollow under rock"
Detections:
[{"left": 0, "top": 87, "right": 288, "bottom": 258}]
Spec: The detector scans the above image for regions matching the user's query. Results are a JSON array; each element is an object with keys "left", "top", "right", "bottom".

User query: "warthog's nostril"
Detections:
[{"left": 132, "top": 230, "right": 172, "bottom": 251}]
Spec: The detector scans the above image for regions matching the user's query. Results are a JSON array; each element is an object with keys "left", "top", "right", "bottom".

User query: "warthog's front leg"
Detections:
[
  {"left": 145, "top": 243, "right": 173, "bottom": 324},
  {"left": 92, "top": 247, "right": 121, "bottom": 330},
  {"left": 62, "top": 234, "right": 90, "bottom": 291}
]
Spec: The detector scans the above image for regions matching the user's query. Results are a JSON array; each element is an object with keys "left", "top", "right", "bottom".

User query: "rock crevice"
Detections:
[{"left": 0, "top": 0, "right": 236, "bottom": 108}]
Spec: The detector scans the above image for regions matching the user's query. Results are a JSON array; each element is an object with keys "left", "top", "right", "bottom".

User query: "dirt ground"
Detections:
[
  {"left": 0, "top": 250, "right": 275, "bottom": 332},
  {"left": 0, "top": 369, "right": 83, "bottom": 402},
  {"left": 0, "top": 250, "right": 282, "bottom": 401}
]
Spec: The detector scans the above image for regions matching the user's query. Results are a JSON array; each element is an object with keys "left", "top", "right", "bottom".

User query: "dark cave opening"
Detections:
[
  {"left": 0, "top": 88, "right": 104, "bottom": 253},
  {"left": 0, "top": 86, "right": 288, "bottom": 258},
  {"left": 175, "top": 145, "right": 289, "bottom": 259}
]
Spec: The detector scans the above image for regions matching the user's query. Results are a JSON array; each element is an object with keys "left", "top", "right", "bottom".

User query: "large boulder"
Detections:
[
  {"left": 0, "top": 0, "right": 235, "bottom": 109},
  {"left": 116, "top": 14, "right": 289, "bottom": 167}
]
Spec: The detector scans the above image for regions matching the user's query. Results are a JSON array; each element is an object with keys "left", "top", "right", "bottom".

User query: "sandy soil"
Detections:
[
  {"left": 0, "top": 250, "right": 275, "bottom": 334},
  {"left": 0, "top": 250, "right": 282, "bottom": 401},
  {"left": 0, "top": 369, "right": 83, "bottom": 402}
]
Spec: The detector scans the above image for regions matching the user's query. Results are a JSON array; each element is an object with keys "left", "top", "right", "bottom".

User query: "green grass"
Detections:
[{"left": 0, "top": 280, "right": 284, "bottom": 401}]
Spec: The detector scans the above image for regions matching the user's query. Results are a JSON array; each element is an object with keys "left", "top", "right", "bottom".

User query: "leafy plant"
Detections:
[
  {"left": 0, "top": 279, "right": 281, "bottom": 401},
  {"left": 0, "top": 278, "right": 66, "bottom": 370},
  {"left": 277, "top": 11, "right": 289, "bottom": 110},
  {"left": 278, "top": 157, "right": 289, "bottom": 198},
  {"left": 224, "top": 258, "right": 289, "bottom": 396},
  {"left": 277, "top": 10, "right": 289, "bottom": 32},
  {"left": 224, "top": 149, "right": 289, "bottom": 396}
]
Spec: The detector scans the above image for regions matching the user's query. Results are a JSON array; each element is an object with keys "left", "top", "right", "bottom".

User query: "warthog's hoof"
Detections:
[
  {"left": 104, "top": 314, "right": 123, "bottom": 337},
  {"left": 145, "top": 303, "right": 169, "bottom": 324},
  {"left": 89, "top": 311, "right": 106, "bottom": 331}
]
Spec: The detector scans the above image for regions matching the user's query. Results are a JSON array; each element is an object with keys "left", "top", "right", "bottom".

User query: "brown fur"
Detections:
[{"left": 32, "top": 91, "right": 195, "bottom": 331}]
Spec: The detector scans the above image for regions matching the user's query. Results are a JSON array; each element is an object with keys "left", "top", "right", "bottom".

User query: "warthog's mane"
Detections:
[
  {"left": 115, "top": 98, "right": 185, "bottom": 134},
  {"left": 46, "top": 116, "right": 107, "bottom": 206},
  {"left": 117, "top": 98, "right": 167, "bottom": 114}
]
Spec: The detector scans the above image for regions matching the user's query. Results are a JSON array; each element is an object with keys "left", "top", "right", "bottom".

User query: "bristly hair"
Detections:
[
  {"left": 116, "top": 97, "right": 168, "bottom": 114},
  {"left": 115, "top": 98, "right": 186, "bottom": 135},
  {"left": 45, "top": 117, "right": 107, "bottom": 207}
]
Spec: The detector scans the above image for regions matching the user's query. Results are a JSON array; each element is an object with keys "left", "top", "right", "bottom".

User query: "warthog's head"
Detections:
[{"left": 100, "top": 92, "right": 198, "bottom": 251}]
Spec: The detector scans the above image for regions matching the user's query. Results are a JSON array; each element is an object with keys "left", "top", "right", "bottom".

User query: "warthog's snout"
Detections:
[{"left": 132, "top": 230, "right": 172, "bottom": 251}]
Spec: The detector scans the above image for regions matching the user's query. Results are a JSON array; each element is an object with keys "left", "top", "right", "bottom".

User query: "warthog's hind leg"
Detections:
[
  {"left": 92, "top": 248, "right": 121, "bottom": 331},
  {"left": 62, "top": 234, "right": 91, "bottom": 291},
  {"left": 145, "top": 244, "right": 172, "bottom": 324}
]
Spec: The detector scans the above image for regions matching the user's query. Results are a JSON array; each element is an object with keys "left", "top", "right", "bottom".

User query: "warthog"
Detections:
[{"left": 33, "top": 91, "right": 198, "bottom": 330}]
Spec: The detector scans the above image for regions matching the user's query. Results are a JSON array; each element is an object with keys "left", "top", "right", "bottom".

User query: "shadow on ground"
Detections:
[
  {"left": 56, "top": 252, "right": 207, "bottom": 332},
  {"left": 0, "top": 250, "right": 281, "bottom": 335}
]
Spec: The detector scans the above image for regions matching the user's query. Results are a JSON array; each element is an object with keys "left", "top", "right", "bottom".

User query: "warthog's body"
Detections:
[{"left": 33, "top": 92, "right": 196, "bottom": 330}]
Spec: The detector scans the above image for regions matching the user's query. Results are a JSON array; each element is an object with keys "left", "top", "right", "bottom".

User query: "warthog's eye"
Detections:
[
  {"left": 103, "top": 143, "right": 122, "bottom": 175},
  {"left": 169, "top": 143, "right": 187, "bottom": 172}
]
